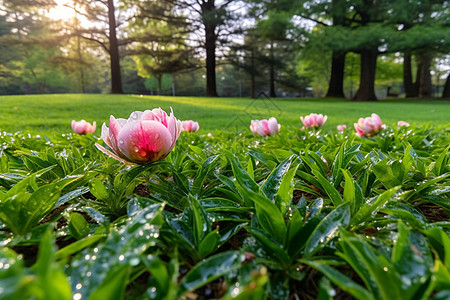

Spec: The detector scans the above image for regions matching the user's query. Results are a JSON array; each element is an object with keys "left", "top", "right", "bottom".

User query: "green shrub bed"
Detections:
[{"left": 0, "top": 122, "right": 449, "bottom": 299}]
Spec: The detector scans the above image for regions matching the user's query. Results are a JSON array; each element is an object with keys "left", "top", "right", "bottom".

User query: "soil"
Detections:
[{"left": 417, "top": 203, "right": 449, "bottom": 222}]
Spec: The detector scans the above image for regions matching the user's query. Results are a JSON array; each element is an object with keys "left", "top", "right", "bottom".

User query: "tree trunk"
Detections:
[
  {"left": 77, "top": 36, "right": 86, "bottom": 93},
  {"left": 107, "top": 0, "right": 123, "bottom": 94},
  {"left": 403, "top": 51, "right": 417, "bottom": 97},
  {"left": 203, "top": 0, "right": 218, "bottom": 97},
  {"left": 269, "top": 42, "right": 276, "bottom": 98},
  {"left": 326, "top": 51, "right": 346, "bottom": 98},
  {"left": 353, "top": 50, "right": 378, "bottom": 101},
  {"left": 417, "top": 52, "right": 432, "bottom": 98},
  {"left": 442, "top": 73, "right": 450, "bottom": 98},
  {"left": 157, "top": 74, "right": 162, "bottom": 95},
  {"left": 250, "top": 49, "right": 255, "bottom": 99}
]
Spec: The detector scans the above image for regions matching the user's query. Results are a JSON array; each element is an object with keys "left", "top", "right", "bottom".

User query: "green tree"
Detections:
[{"left": 125, "top": 0, "right": 194, "bottom": 95}]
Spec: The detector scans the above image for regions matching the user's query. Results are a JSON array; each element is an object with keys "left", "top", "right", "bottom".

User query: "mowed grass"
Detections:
[{"left": 1, "top": 94, "right": 449, "bottom": 136}]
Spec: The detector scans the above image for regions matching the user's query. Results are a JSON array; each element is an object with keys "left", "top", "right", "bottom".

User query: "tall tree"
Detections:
[
  {"left": 65, "top": 0, "right": 124, "bottom": 93},
  {"left": 124, "top": 0, "right": 194, "bottom": 95},
  {"left": 295, "top": 0, "right": 349, "bottom": 98},
  {"left": 137, "top": 0, "right": 242, "bottom": 96}
]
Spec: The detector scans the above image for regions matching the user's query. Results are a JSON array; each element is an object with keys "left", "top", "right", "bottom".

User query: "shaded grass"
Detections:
[{"left": 0, "top": 94, "right": 449, "bottom": 136}]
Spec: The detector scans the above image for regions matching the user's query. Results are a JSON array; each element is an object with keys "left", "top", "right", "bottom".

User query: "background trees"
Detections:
[{"left": 0, "top": 0, "right": 449, "bottom": 100}]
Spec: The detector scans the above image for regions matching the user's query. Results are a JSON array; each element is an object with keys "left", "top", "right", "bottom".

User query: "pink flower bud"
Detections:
[
  {"left": 250, "top": 117, "right": 280, "bottom": 137},
  {"left": 300, "top": 113, "right": 327, "bottom": 128},
  {"left": 182, "top": 120, "right": 200, "bottom": 132},
  {"left": 96, "top": 107, "right": 182, "bottom": 164},
  {"left": 71, "top": 120, "right": 96, "bottom": 135},
  {"left": 354, "top": 113, "right": 383, "bottom": 137},
  {"left": 397, "top": 121, "right": 410, "bottom": 127},
  {"left": 337, "top": 124, "right": 347, "bottom": 131}
]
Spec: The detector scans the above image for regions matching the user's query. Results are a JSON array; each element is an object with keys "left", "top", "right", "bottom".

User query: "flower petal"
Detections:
[{"left": 117, "top": 120, "right": 173, "bottom": 163}]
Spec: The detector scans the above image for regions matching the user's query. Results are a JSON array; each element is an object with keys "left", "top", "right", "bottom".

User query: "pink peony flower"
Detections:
[
  {"left": 397, "top": 121, "right": 410, "bottom": 127},
  {"left": 182, "top": 120, "right": 200, "bottom": 132},
  {"left": 300, "top": 113, "right": 327, "bottom": 128},
  {"left": 250, "top": 117, "right": 280, "bottom": 137},
  {"left": 337, "top": 124, "right": 347, "bottom": 131},
  {"left": 96, "top": 108, "right": 182, "bottom": 164},
  {"left": 71, "top": 120, "right": 96, "bottom": 135},
  {"left": 354, "top": 113, "right": 383, "bottom": 137}
]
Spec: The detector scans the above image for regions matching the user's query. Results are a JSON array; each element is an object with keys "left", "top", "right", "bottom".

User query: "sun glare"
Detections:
[{"left": 46, "top": 0, "right": 76, "bottom": 21}]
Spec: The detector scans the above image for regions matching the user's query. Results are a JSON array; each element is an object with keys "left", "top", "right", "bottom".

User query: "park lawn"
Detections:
[{"left": 0, "top": 94, "right": 449, "bottom": 136}]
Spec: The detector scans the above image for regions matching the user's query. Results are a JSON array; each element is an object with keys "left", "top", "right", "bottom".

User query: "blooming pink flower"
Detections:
[
  {"left": 250, "top": 117, "right": 280, "bottom": 137},
  {"left": 337, "top": 124, "right": 347, "bottom": 131},
  {"left": 300, "top": 113, "right": 327, "bottom": 128},
  {"left": 71, "top": 120, "right": 96, "bottom": 135},
  {"left": 354, "top": 113, "right": 383, "bottom": 137},
  {"left": 182, "top": 120, "right": 200, "bottom": 132},
  {"left": 397, "top": 121, "right": 410, "bottom": 127},
  {"left": 96, "top": 108, "right": 182, "bottom": 164}
]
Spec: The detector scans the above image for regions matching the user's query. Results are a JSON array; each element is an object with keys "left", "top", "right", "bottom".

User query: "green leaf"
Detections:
[
  {"left": 68, "top": 212, "right": 90, "bottom": 240},
  {"left": 331, "top": 141, "right": 360, "bottom": 188},
  {"left": 391, "top": 220, "right": 433, "bottom": 299},
  {"left": 67, "top": 203, "right": 164, "bottom": 297},
  {"left": 247, "top": 157, "right": 254, "bottom": 180},
  {"left": 178, "top": 251, "right": 245, "bottom": 296},
  {"left": 32, "top": 229, "right": 71, "bottom": 300},
  {"left": 240, "top": 188, "right": 287, "bottom": 244},
  {"left": 89, "top": 178, "right": 109, "bottom": 201},
  {"left": 303, "top": 202, "right": 351, "bottom": 258},
  {"left": 423, "top": 228, "right": 450, "bottom": 269},
  {"left": 350, "top": 186, "right": 401, "bottom": 228},
  {"left": 246, "top": 226, "right": 291, "bottom": 267},
  {"left": 198, "top": 229, "right": 220, "bottom": 258},
  {"left": 89, "top": 265, "right": 131, "bottom": 300},
  {"left": 228, "top": 154, "right": 259, "bottom": 194},
  {"left": 338, "top": 232, "right": 403, "bottom": 300},
  {"left": 304, "top": 260, "right": 374, "bottom": 300},
  {"left": 372, "top": 158, "right": 403, "bottom": 189},
  {"left": 342, "top": 169, "right": 363, "bottom": 215},
  {"left": 312, "top": 169, "right": 343, "bottom": 206},
  {"left": 84, "top": 207, "right": 109, "bottom": 226},
  {"left": 192, "top": 155, "right": 219, "bottom": 195},
  {"left": 0, "top": 247, "right": 29, "bottom": 300},
  {"left": 433, "top": 146, "right": 449, "bottom": 176},
  {"left": 260, "top": 155, "right": 294, "bottom": 202},
  {"left": 53, "top": 187, "right": 90, "bottom": 209},
  {"left": 188, "top": 195, "right": 211, "bottom": 247},
  {"left": 54, "top": 235, "right": 107, "bottom": 261},
  {"left": 142, "top": 254, "right": 179, "bottom": 300},
  {"left": 0, "top": 179, "right": 65, "bottom": 235},
  {"left": 286, "top": 209, "right": 303, "bottom": 249}
]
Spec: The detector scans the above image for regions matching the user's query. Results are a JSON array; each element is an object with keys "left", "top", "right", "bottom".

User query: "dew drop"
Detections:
[
  {"left": 383, "top": 267, "right": 388, "bottom": 272},
  {"left": 140, "top": 151, "right": 146, "bottom": 157},
  {"left": 134, "top": 147, "right": 139, "bottom": 152},
  {"left": 73, "top": 293, "right": 82, "bottom": 300},
  {"left": 76, "top": 283, "right": 82, "bottom": 290},
  {"left": 119, "top": 139, "right": 124, "bottom": 144},
  {"left": 119, "top": 254, "right": 125, "bottom": 261}
]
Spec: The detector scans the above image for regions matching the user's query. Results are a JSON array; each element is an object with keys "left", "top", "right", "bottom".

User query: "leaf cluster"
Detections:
[{"left": 0, "top": 122, "right": 449, "bottom": 299}]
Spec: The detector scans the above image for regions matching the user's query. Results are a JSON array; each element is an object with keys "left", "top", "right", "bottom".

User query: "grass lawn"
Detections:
[{"left": 1, "top": 94, "right": 449, "bottom": 136}]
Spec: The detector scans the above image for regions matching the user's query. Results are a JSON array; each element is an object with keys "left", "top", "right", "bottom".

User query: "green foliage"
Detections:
[{"left": 0, "top": 114, "right": 448, "bottom": 298}]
